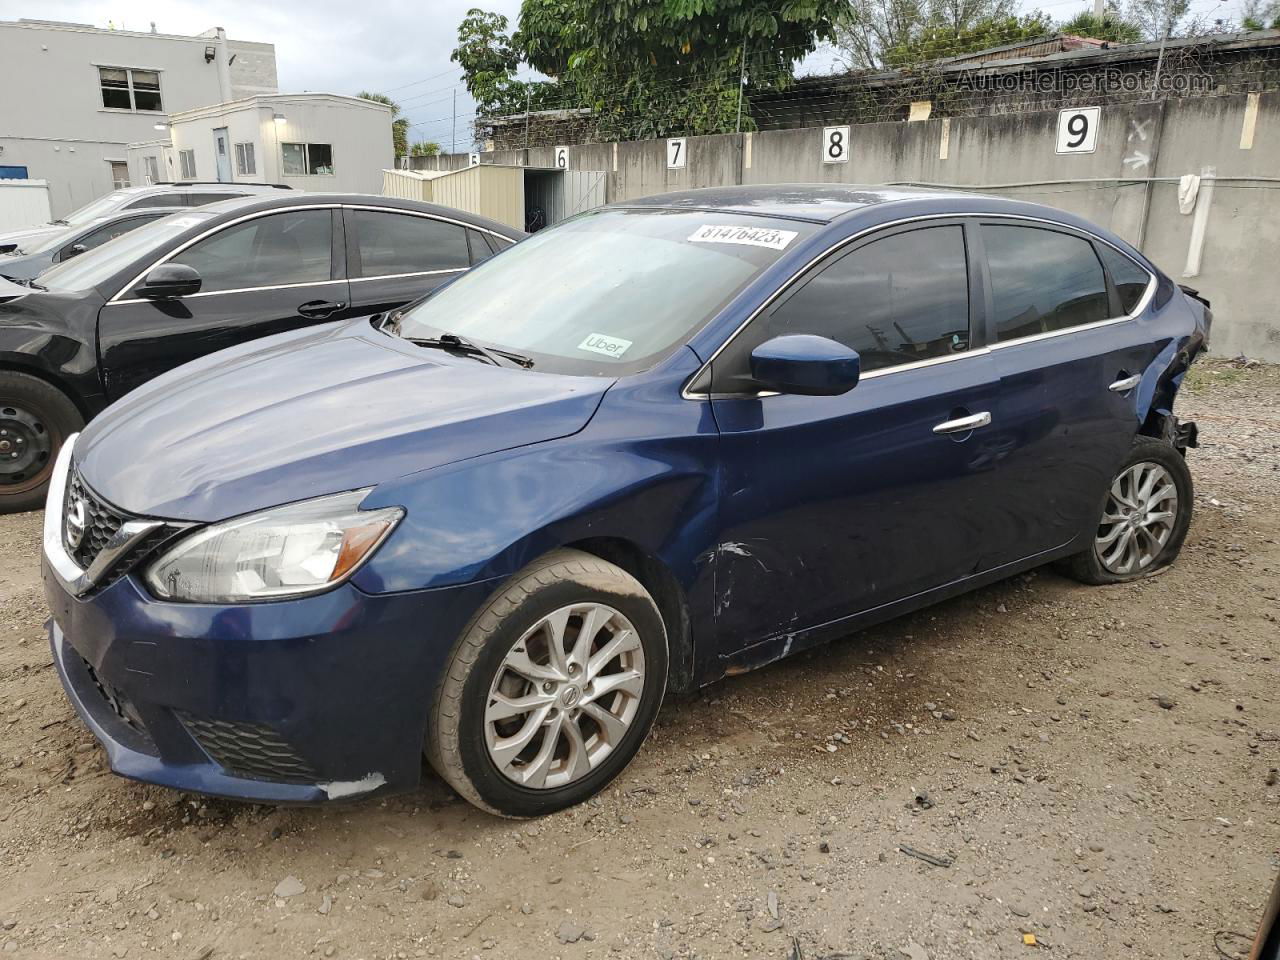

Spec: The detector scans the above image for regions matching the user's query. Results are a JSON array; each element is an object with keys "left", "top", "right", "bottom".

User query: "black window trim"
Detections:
[
  {"left": 683, "top": 212, "right": 1158, "bottom": 401},
  {"left": 106, "top": 204, "right": 345, "bottom": 304}
]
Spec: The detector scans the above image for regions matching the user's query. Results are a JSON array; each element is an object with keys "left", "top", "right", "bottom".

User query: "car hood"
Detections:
[
  {"left": 0, "top": 224, "right": 62, "bottom": 252},
  {"left": 76, "top": 321, "right": 614, "bottom": 522}
]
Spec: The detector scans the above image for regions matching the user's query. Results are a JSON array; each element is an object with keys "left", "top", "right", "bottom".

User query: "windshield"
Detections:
[
  {"left": 60, "top": 191, "right": 136, "bottom": 226},
  {"left": 38, "top": 211, "right": 215, "bottom": 293},
  {"left": 393, "top": 208, "right": 816, "bottom": 376}
]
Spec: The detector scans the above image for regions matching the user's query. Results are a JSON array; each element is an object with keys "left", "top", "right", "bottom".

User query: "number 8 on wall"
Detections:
[
  {"left": 823, "top": 126, "right": 850, "bottom": 164},
  {"left": 1056, "top": 107, "right": 1100, "bottom": 154}
]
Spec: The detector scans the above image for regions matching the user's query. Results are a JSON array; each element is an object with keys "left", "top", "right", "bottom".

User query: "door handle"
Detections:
[
  {"left": 297, "top": 300, "right": 346, "bottom": 319},
  {"left": 933, "top": 411, "right": 992, "bottom": 435},
  {"left": 1109, "top": 373, "right": 1142, "bottom": 393}
]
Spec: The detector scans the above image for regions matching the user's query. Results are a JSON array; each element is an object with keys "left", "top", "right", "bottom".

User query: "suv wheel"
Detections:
[{"left": 426, "top": 549, "right": 668, "bottom": 817}]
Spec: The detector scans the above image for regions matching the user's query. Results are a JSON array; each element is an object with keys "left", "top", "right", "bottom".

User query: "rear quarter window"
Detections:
[{"left": 1096, "top": 244, "right": 1153, "bottom": 315}]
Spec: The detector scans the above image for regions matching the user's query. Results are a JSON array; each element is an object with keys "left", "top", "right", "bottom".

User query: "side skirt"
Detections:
[{"left": 707, "top": 535, "right": 1089, "bottom": 685}]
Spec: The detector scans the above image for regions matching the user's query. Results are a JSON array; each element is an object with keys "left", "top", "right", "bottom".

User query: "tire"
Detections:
[
  {"left": 1058, "top": 435, "right": 1193, "bottom": 585},
  {"left": 426, "top": 549, "right": 668, "bottom": 817},
  {"left": 0, "top": 371, "right": 83, "bottom": 515}
]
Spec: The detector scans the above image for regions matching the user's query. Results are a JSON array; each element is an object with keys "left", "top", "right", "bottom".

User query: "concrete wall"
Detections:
[
  {"left": 439, "top": 92, "right": 1280, "bottom": 361},
  {"left": 0, "top": 19, "right": 276, "bottom": 216}
]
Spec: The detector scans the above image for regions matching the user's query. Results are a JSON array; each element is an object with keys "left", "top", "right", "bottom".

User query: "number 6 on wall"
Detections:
[{"left": 1056, "top": 107, "right": 1100, "bottom": 154}]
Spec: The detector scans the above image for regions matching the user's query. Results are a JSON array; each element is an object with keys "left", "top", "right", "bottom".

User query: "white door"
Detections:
[{"left": 213, "top": 128, "right": 232, "bottom": 182}]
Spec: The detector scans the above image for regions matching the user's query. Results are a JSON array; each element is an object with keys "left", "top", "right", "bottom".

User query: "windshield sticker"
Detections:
[
  {"left": 164, "top": 217, "right": 206, "bottom": 229},
  {"left": 578, "top": 333, "right": 633, "bottom": 359},
  {"left": 688, "top": 224, "right": 798, "bottom": 251}
]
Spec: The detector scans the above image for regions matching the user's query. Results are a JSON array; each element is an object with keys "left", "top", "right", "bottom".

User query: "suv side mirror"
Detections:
[
  {"left": 138, "top": 263, "right": 202, "bottom": 300},
  {"left": 749, "top": 335, "right": 861, "bottom": 397}
]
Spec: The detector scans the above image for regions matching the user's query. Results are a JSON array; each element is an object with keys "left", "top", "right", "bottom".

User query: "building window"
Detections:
[
  {"left": 108, "top": 161, "right": 130, "bottom": 190},
  {"left": 144, "top": 156, "right": 160, "bottom": 184},
  {"left": 281, "top": 142, "right": 335, "bottom": 176},
  {"left": 99, "top": 66, "right": 163, "bottom": 112},
  {"left": 179, "top": 150, "right": 197, "bottom": 179},
  {"left": 234, "top": 142, "right": 256, "bottom": 176}
]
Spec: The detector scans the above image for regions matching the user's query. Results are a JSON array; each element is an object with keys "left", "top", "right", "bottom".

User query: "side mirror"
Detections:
[
  {"left": 749, "top": 335, "right": 861, "bottom": 397},
  {"left": 138, "top": 263, "right": 202, "bottom": 300}
]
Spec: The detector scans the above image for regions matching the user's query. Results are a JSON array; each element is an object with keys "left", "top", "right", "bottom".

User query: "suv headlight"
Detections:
[{"left": 145, "top": 489, "right": 403, "bottom": 603}]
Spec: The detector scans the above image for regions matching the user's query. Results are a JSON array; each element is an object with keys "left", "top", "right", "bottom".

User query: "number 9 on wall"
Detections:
[
  {"left": 1056, "top": 107, "right": 1100, "bottom": 154},
  {"left": 823, "top": 126, "right": 850, "bottom": 164}
]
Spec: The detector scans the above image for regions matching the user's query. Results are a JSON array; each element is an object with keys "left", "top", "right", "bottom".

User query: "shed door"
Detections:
[{"left": 559, "top": 171, "right": 607, "bottom": 221}]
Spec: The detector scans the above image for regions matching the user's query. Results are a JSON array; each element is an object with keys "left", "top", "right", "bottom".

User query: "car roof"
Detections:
[
  {"left": 186, "top": 193, "right": 526, "bottom": 239},
  {"left": 615, "top": 184, "right": 972, "bottom": 224}
]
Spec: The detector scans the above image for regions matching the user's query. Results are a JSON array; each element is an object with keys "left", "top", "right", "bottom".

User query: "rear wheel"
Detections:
[
  {"left": 0, "top": 371, "right": 82, "bottom": 514},
  {"left": 426, "top": 549, "right": 668, "bottom": 817},
  {"left": 1058, "top": 436, "right": 1193, "bottom": 585}
]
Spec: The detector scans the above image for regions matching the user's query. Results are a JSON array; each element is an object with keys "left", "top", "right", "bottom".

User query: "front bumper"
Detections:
[{"left": 43, "top": 540, "right": 499, "bottom": 805}]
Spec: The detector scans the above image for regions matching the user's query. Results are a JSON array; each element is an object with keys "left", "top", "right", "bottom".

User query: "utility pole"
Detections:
[
  {"left": 1093, "top": 0, "right": 1104, "bottom": 18},
  {"left": 735, "top": 37, "right": 747, "bottom": 134},
  {"left": 525, "top": 86, "right": 531, "bottom": 152},
  {"left": 1151, "top": 17, "right": 1170, "bottom": 100},
  {"left": 451, "top": 89, "right": 457, "bottom": 156}
]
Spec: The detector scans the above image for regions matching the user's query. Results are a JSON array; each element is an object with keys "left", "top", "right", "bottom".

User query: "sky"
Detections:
[{"left": 27, "top": 0, "right": 1247, "bottom": 150}]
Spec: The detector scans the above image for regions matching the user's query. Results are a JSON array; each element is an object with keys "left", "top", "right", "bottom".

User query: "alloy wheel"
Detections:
[
  {"left": 484, "top": 602, "right": 645, "bottom": 790},
  {"left": 1095, "top": 460, "right": 1179, "bottom": 575}
]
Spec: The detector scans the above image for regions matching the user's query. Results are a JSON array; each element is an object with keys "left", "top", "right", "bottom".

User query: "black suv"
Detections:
[{"left": 0, "top": 193, "right": 523, "bottom": 511}]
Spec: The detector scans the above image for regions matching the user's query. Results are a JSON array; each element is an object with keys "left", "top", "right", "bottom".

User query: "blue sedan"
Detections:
[{"left": 42, "top": 185, "right": 1210, "bottom": 816}]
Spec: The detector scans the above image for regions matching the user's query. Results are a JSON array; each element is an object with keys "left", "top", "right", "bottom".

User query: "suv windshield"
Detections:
[
  {"left": 393, "top": 208, "right": 816, "bottom": 376},
  {"left": 38, "top": 211, "right": 214, "bottom": 293},
  {"left": 59, "top": 191, "right": 136, "bottom": 227}
]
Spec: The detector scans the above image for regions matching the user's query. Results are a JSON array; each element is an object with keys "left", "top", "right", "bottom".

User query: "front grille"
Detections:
[
  {"left": 80, "top": 655, "right": 150, "bottom": 741},
  {"left": 176, "top": 712, "right": 318, "bottom": 784},
  {"left": 61, "top": 467, "right": 183, "bottom": 592},
  {"left": 64, "top": 471, "right": 125, "bottom": 571}
]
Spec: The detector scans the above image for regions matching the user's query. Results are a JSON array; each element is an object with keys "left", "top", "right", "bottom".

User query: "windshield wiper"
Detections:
[{"left": 405, "top": 332, "right": 534, "bottom": 369}]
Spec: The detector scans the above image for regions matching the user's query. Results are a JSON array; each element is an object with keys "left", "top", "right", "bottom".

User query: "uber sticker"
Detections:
[
  {"left": 578, "top": 333, "right": 633, "bottom": 359},
  {"left": 688, "top": 224, "right": 798, "bottom": 251}
]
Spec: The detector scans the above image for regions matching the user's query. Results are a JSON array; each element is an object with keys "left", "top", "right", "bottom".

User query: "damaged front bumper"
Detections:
[{"left": 42, "top": 549, "right": 500, "bottom": 805}]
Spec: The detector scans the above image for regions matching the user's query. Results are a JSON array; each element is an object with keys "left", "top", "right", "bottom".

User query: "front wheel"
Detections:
[
  {"left": 426, "top": 549, "right": 668, "bottom": 817},
  {"left": 0, "top": 371, "right": 83, "bottom": 514},
  {"left": 1059, "top": 435, "right": 1194, "bottom": 585}
]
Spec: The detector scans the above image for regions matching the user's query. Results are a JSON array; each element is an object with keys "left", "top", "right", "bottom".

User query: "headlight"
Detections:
[{"left": 145, "top": 489, "right": 403, "bottom": 603}]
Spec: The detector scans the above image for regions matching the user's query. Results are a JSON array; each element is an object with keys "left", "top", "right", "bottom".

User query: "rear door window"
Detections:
[
  {"left": 983, "top": 225, "right": 1110, "bottom": 342},
  {"left": 123, "top": 194, "right": 186, "bottom": 210},
  {"left": 1096, "top": 243, "right": 1152, "bottom": 315},
  {"left": 163, "top": 209, "right": 333, "bottom": 293},
  {"left": 187, "top": 192, "right": 248, "bottom": 207},
  {"left": 352, "top": 210, "right": 470, "bottom": 277}
]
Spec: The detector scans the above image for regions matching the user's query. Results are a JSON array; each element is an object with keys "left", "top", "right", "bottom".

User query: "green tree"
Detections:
[
  {"left": 1240, "top": 0, "right": 1280, "bottom": 29},
  {"left": 1058, "top": 9, "right": 1143, "bottom": 42},
  {"left": 410, "top": 140, "right": 442, "bottom": 157},
  {"left": 508, "top": 0, "right": 848, "bottom": 138},
  {"left": 883, "top": 12, "right": 1053, "bottom": 66},
  {"left": 357, "top": 91, "right": 410, "bottom": 157}
]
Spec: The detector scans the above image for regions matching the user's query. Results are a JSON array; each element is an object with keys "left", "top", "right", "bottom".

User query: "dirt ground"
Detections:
[{"left": 1, "top": 359, "right": 1278, "bottom": 960}]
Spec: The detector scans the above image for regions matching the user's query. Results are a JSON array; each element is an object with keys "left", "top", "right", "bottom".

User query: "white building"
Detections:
[
  {"left": 0, "top": 18, "right": 277, "bottom": 216},
  {"left": 129, "top": 94, "right": 395, "bottom": 195}
]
